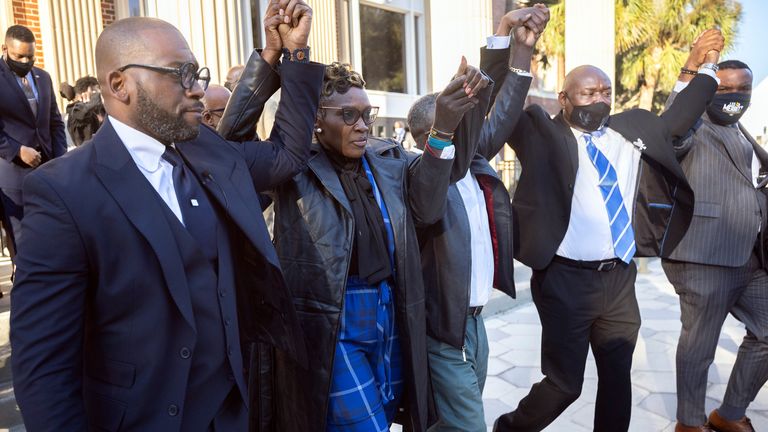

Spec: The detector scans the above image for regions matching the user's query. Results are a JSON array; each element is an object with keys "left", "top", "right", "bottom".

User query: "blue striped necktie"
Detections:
[{"left": 583, "top": 132, "right": 636, "bottom": 263}]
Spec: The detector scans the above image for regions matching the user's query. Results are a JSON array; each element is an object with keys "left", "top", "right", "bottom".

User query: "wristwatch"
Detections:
[
  {"left": 699, "top": 62, "right": 719, "bottom": 73},
  {"left": 282, "top": 47, "right": 311, "bottom": 63}
]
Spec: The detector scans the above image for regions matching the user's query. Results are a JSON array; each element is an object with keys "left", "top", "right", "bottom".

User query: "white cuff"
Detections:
[
  {"left": 697, "top": 67, "right": 721, "bottom": 84},
  {"left": 438, "top": 145, "right": 455, "bottom": 160},
  {"left": 487, "top": 35, "right": 511, "bottom": 50},
  {"left": 673, "top": 80, "right": 689, "bottom": 93}
]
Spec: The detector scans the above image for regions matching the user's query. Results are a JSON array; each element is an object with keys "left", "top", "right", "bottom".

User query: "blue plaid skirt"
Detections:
[{"left": 326, "top": 276, "right": 403, "bottom": 432}]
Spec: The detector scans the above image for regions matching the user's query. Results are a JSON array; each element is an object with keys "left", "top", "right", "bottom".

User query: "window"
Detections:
[
  {"left": 359, "top": 4, "right": 406, "bottom": 93},
  {"left": 250, "top": 0, "right": 263, "bottom": 50},
  {"left": 128, "top": 0, "right": 145, "bottom": 16}
]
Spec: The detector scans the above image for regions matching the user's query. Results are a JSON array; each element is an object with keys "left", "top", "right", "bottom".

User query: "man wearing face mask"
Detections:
[
  {"left": 0, "top": 25, "right": 66, "bottom": 258},
  {"left": 661, "top": 58, "right": 767, "bottom": 432},
  {"left": 490, "top": 30, "right": 723, "bottom": 432}
]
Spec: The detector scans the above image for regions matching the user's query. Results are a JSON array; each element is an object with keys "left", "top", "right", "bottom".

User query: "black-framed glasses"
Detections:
[
  {"left": 320, "top": 106, "right": 379, "bottom": 126},
  {"left": 117, "top": 62, "right": 211, "bottom": 91}
]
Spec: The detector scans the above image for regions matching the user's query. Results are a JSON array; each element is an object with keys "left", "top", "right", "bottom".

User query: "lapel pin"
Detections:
[
  {"left": 190, "top": 199, "right": 199, "bottom": 207},
  {"left": 632, "top": 138, "right": 646, "bottom": 152}
]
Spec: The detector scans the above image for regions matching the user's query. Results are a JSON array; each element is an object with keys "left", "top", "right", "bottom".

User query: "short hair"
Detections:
[
  {"left": 718, "top": 60, "right": 751, "bottom": 71},
  {"left": 321, "top": 62, "right": 365, "bottom": 101},
  {"left": 406, "top": 93, "right": 438, "bottom": 148},
  {"left": 74, "top": 76, "right": 99, "bottom": 95},
  {"left": 5, "top": 25, "right": 35, "bottom": 43}
]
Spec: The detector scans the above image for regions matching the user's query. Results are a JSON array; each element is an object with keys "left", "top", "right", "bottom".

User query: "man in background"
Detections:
[
  {"left": 202, "top": 84, "right": 231, "bottom": 130},
  {"left": 0, "top": 24, "right": 66, "bottom": 258}
]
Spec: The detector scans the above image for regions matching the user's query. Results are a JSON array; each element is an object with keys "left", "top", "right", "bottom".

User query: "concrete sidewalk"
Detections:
[{"left": 481, "top": 258, "right": 768, "bottom": 431}]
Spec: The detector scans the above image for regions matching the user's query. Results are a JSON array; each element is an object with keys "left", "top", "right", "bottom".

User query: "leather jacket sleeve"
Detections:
[{"left": 217, "top": 50, "right": 282, "bottom": 142}]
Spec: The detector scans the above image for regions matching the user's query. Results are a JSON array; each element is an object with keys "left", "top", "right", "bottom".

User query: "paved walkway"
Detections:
[
  {"left": 1, "top": 257, "right": 767, "bottom": 431},
  {"left": 480, "top": 258, "right": 768, "bottom": 431}
]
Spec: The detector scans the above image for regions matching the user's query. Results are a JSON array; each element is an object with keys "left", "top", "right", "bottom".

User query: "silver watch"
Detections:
[{"left": 699, "top": 63, "right": 719, "bottom": 73}]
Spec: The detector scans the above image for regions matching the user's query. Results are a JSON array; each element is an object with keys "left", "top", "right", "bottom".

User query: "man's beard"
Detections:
[{"left": 135, "top": 83, "right": 199, "bottom": 143}]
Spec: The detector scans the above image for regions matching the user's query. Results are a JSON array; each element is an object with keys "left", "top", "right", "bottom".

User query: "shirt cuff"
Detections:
[
  {"left": 487, "top": 35, "right": 511, "bottom": 50},
  {"left": 697, "top": 67, "right": 721, "bottom": 84},
  {"left": 437, "top": 145, "right": 455, "bottom": 160},
  {"left": 673, "top": 80, "right": 689, "bottom": 93}
]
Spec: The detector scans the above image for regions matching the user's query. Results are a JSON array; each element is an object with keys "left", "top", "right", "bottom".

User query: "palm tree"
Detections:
[
  {"left": 616, "top": 0, "right": 741, "bottom": 111},
  {"left": 537, "top": 1, "right": 566, "bottom": 90},
  {"left": 533, "top": 0, "right": 741, "bottom": 111}
]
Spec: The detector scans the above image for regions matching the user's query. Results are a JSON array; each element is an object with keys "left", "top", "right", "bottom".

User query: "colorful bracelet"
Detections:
[
  {"left": 427, "top": 135, "right": 452, "bottom": 150},
  {"left": 430, "top": 127, "right": 454, "bottom": 141}
]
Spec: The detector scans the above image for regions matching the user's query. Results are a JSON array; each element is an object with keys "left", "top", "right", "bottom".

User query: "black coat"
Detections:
[
  {"left": 9, "top": 58, "right": 323, "bottom": 430},
  {"left": 0, "top": 61, "right": 66, "bottom": 188},
  {"left": 220, "top": 52, "right": 491, "bottom": 431},
  {"left": 507, "top": 74, "right": 717, "bottom": 269},
  {"left": 418, "top": 47, "right": 527, "bottom": 349}
]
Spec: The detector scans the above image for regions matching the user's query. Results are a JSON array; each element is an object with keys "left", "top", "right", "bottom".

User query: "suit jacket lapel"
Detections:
[
  {"left": 308, "top": 143, "right": 352, "bottom": 214},
  {"left": 176, "top": 138, "right": 282, "bottom": 269},
  {"left": 703, "top": 114, "right": 753, "bottom": 182},
  {"left": 0, "top": 60, "right": 35, "bottom": 121},
  {"left": 554, "top": 113, "right": 578, "bottom": 178},
  {"left": 92, "top": 120, "right": 197, "bottom": 332}
]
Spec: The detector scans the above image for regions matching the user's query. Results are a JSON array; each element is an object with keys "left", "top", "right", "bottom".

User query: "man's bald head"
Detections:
[
  {"left": 559, "top": 65, "right": 613, "bottom": 132},
  {"left": 224, "top": 65, "right": 245, "bottom": 91},
  {"left": 95, "top": 17, "right": 205, "bottom": 144},
  {"left": 202, "top": 84, "right": 231, "bottom": 129},
  {"left": 95, "top": 17, "right": 185, "bottom": 87}
]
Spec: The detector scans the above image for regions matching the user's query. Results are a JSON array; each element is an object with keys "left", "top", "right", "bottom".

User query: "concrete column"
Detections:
[{"left": 564, "top": 0, "right": 615, "bottom": 86}]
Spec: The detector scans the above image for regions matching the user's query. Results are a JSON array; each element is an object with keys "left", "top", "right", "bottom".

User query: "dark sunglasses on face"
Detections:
[
  {"left": 320, "top": 106, "right": 379, "bottom": 126},
  {"left": 117, "top": 62, "right": 211, "bottom": 91}
]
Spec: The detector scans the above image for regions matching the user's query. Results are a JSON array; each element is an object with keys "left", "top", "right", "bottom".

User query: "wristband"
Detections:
[
  {"left": 430, "top": 127, "right": 453, "bottom": 141},
  {"left": 428, "top": 135, "right": 452, "bottom": 150},
  {"left": 281, "top": 47, "right": 311, "bottom": 63},
  {"left": 680, "top": 67, "right": 697, "bottom": 75}
]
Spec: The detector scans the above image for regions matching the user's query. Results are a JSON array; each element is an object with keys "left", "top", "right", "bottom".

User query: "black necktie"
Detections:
[{"left": 162, "top": 146, "right": 219, "bottom": 265}]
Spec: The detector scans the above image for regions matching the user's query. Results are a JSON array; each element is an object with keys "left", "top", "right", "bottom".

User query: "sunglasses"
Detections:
[
  {"left": 117, "top": 62, "right": 211, "bottom": 91},
  {"left": 320, "top": 106, "right": 379, "bottom": 126}
]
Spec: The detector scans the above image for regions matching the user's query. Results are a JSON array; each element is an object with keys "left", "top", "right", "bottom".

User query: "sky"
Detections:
[{"left": 725, "top": 0, "right": 768, "bottom": 85}]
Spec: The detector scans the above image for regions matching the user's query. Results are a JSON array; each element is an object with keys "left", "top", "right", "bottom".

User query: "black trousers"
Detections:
[{"left": 494, "top": 259, "right": 641, "bottom": 432}]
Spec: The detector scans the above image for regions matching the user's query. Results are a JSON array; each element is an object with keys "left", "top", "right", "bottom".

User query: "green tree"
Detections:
[
  {"left": 533, "top": 0, "right": 741, "bottom": 112},
  {"left": 616, "top": 0, "right": 741, "bottom": 111}
]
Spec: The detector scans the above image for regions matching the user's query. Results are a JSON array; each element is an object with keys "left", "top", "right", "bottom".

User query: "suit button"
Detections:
[
  {"left": 568, "top": 183, "right": 574, "bottom": 190},
  {"left": 168, "top": 404, "right": 179, "bottom": 416},
  {"left": 180, "top": 347, "right": 191, "bottom": 359},
  {"left": 224, "top": 317, "right": 231, "bottom": 327},
  {"left": 219, "top": 290, "right": 226, "bottom": 298},
  {"left": 227, "top": 346, "right": 233, "bottom": 357}
]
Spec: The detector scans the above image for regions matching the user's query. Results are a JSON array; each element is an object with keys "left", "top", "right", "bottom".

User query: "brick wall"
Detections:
[
  {"left": 10, "top": 0, "right": 44, "bottom": 68},
  {"left": 101, "top": 0, "right": 115, "bottom": 26}
]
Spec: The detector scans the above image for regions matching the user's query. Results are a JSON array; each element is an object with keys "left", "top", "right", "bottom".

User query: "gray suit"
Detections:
[{"left": 661, "top": 90, "right": 768, "bottom": 426}]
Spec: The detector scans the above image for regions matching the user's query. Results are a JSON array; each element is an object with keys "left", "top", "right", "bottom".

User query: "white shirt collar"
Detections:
[{"left": 109, "top": 116, "right": 169, "bottom": 173}]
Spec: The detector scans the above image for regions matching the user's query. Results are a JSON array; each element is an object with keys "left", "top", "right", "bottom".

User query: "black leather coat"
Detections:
[{"left": 218, "top": 50, "right": 489, "bottom": 431}]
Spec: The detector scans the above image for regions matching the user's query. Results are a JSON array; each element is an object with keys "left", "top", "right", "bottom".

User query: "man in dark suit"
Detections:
[
  {"left": 0, "top": 25, "right": 66, "bottom": 257},
  {"left": 10, "top": 3, "right": 322, "bottom": 430},
  {"left": 662, "top": 57, "right": 768, "bottom": 432},
  {"left": 407, "top": 6, "right": 546, "bottom": 431},
  {"left": 491, "top": 31, "right": 723, "bottom": 432}
]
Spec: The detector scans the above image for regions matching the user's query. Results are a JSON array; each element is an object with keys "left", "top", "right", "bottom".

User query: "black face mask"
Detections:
[
  {"left": 567, "top": 101, "right": 611, "bottom": 132},
  {"left": 706, "top": 92, "right": 751, "bottom": 126},
  {"left": 3, "top": 53, "right": 34, "bottom": 77}
]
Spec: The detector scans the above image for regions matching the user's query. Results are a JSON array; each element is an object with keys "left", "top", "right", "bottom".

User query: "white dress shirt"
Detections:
[
  {"left": 110, "top": 116, "right": 185, "bottom": 224},
  {"left": 556, "top": 128, "right": 642, "bottom": 261},
  {"left": 456, "top": 170, "right": 495, "bottom": 307}
]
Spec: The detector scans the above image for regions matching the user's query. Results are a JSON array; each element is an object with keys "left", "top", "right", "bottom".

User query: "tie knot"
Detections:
[{"left": 162, "top": 146, "right": 183, "bottom": 167}]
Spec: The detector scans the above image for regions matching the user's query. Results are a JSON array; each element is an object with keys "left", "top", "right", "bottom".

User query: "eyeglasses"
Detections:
[
  {"left": 203, "top": 107, "right": 225, "bottom": 118},
  {"left": 320, "top": 106, "right": 379, "bottom": 126},
  {"left": 117, "top": 62, "right": 211, "bottom": 91}
]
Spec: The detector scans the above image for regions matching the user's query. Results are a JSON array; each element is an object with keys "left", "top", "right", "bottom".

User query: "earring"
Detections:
[{"left": 315, "top": 127, "right": 323, "bottom": 134}]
